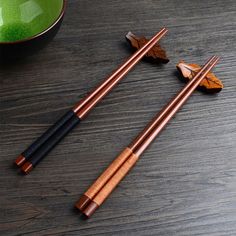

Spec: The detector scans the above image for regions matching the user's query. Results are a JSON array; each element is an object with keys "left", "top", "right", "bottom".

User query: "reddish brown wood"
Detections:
[
  {"left": 83, "top": 201, "right": 99, "bottom": 218},
  {"left": 14, "top": 155, "right": 25, "bottom": 166},
  {"left": 21, "top": 162, "right": 33, "bottom": 174},
  {"left": 126, "top": 31, "right": 169, "bottom": 64},
  {"left": 129, "top": 56, "right": 219, "bottom": 153},
  {"left": 75, "top": 195, "right": 91, "bottom": 211},
  {"left": 177, "top": 61, "right": 223, "bottom": 93},
  {"left": 74, "top": 28, "right": 168, "bottom": 118},
  {"left": 134, "top": 56, "right": 219, "bottom": 156}
]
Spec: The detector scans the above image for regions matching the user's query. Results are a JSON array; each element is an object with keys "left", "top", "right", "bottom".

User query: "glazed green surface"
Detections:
[{"left": 0, "top": 0, "right": 64, "bottom": 42}]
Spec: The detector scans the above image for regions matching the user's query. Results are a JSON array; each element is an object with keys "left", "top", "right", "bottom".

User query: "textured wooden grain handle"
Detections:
[
  {"left": 93, "top": 153, "right": 138, "bottom": 206},
  {"left": 83, "top": 152, "right": 139, "bottom": 217},
  {"left": 84, "top": 147, "right": 133, "bottom": 199}
]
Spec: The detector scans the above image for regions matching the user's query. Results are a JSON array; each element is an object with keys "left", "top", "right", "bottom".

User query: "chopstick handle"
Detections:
[
  {"left": 21, "top": 113, "right": 81, "bottom": 173},
  {"left": 15, "top": 110, "right": 76, "bottom": 166},
  {"left": 75, "top": 147, "right": 133, "bottom": 211},
  {"left": 83, "top": 152, "right": 139, "bottom": 218}
]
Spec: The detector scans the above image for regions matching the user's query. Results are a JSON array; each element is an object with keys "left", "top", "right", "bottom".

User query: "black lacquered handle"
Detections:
[
  {"left": 22, "top": 110, "right": 75, "bottom": 160},
  {"left": 29, "top": 114, "right": 81, "bottom": 166}
]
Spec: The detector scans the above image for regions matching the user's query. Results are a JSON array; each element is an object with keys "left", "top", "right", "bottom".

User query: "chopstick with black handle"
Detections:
[
  {"left": 16, "top": 28, "right": 168, "bottom": 174},
  {"left": 20, "top": 113, "right": 81, "bottom": 173},
  {"left": 15, "top": 110, "right": 77, "bottom": 167},
  {"left": 75, "top": 56, "right": 219, "bottom": 217}
]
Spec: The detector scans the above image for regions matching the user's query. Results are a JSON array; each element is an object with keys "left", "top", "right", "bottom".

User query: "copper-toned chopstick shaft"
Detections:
[
  {"left": 81, "top": 56, "right": 219, "bottom": 218},
  {"left": 73, "top": 27, "right": 167, "bottom": 115},
  {"left": 134, "top": 56, "right": 219, "bottom": 156},
  {"left": 76, "top": 29, "right": 168, "bottom": 118},
  {"left": 129, "top": 56, "right": 217, "bottom": 152}
]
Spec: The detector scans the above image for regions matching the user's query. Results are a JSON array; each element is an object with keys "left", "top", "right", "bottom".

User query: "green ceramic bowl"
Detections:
[{"left": 0, "top": 0, "right": 66, "bottom": 59}]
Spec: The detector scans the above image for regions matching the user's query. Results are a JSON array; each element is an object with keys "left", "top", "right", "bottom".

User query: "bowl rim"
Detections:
[{"left": 0, "top": 0, "right": 66, "bottom": 45}]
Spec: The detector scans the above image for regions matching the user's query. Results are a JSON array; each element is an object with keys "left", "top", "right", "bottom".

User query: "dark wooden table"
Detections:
[{"left": 1, "top": 0, "right": 236, "bottom": 235}]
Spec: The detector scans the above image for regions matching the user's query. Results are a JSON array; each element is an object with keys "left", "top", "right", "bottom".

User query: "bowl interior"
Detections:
[{"left": 0, "top": 0, "right": 64, "bottom": 42}]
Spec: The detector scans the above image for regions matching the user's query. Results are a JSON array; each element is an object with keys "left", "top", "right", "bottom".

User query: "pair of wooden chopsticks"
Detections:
[
  {"left": 15, "top": 28, "right": 168, "bottom": 174},
  {"left": 75, "top": 56, "right": 220, "bottom": 218}
]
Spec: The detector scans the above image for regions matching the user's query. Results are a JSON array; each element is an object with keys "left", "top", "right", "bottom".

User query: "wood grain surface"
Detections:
[{"left": 1, "top": 0, "right": 236, "bottom": 235}]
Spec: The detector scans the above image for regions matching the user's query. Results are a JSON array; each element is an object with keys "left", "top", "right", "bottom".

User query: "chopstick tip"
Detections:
[
  {"left": 155, "top": 27, "right": 168, "bottom": 38},
  {"left": 83, "top": 201, "right": 99, "bottom": 218},
  {"left": 21, "top": 162, "right": 33, "bottom": 174},
  {"left": 212, "top": 55, "right": 220, "bottom": 62},
  {"left": 15, "top": 155, "right": 26, "bottom": 167},
  {"left": 161, "top": 27, "right": 168, "bottom": 33},
  {"left": 210, "top": 55, "right": 220, "bottom": 66},
  {"left": 215, "top": 56, "right": 220, "bottom": 63},
  {"left": 75, "top": 195, "right": 91, "bottom": 212}
]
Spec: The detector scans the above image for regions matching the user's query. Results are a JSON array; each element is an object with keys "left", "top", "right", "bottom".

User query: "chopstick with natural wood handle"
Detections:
[
  {"left": 16, "top": 28, "right": 168, "bottom": 174},
  {"left": 75, "top": 147, "right": 133, "bottom": 210},
  {"left": 76, "top": 56, "right": 219, "bottom": 217},
  {"left": 75, "top": 55, "right": 218, "bottom": 211}
]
